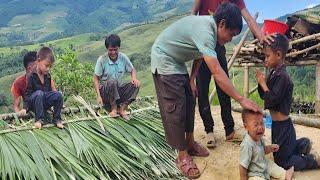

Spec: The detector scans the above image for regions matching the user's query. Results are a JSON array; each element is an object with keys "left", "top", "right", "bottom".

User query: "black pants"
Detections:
[
  {"left": 272, "top": 118, "right": 318, "bottom": 170},
  {"left": 196, "top": 44, "right": 234, "bottom": 136},
  {"left": 29, "top": 90, "right": 63, "bottom": 123}
]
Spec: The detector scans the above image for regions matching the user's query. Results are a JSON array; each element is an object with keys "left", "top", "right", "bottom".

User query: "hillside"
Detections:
[{"left": 0, "top": 0, "right": 193, "bottom": 47}]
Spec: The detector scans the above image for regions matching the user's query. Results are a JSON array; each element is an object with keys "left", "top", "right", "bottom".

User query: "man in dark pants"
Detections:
[{"left": 196, "top": 44, "right": 235, "bottom": 147}]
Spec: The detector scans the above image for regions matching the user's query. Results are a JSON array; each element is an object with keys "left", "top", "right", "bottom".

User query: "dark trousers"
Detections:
[
  {"left": 196, "top": 44, "right": 234, "bottom": 136},
  {"left": 153, "top": 73, "right": 195, "bottom": 150},
  {"left": 29, "top": 90, "right": 63, "bottom": 123},
  {"left": 272, "top": 118, "right": 318, "bottom": 170},
  {"left": 100, "top": 79, "right": 139, "bottom": 111}
]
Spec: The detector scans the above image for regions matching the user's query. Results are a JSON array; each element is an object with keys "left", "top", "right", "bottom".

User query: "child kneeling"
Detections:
[{"left": 239, "top": 110, "right": 294, "bottom": 180}]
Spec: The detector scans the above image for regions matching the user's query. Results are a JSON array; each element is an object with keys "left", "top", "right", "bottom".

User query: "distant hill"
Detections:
[{"left": 0, "top": 0, "right": 193, "bottom": 46}]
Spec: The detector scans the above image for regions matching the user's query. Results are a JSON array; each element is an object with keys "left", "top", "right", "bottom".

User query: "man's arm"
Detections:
[
  {"left": 203, "top": 55, "right": 261, "bottom": 112},
  {"left": 93, "top": 75, "right": 103, "bottom": 105},
  {"left": 189, "top": 59, "right": 202, "bottom": 97},
  {"left": 191, "top": 0, "right": 201, "bottom": 15},
  {"left": 130, "top": 68, "right": 140, "bottom": 87},
  {"left": 239, "top": 165, "right": 248, "bottom": 180},
  {"left": 13, "top": 96, "right": 22, "bottom": 113},
  {"left": 241, "top": 8, "right": 263, "bottom": 41}
]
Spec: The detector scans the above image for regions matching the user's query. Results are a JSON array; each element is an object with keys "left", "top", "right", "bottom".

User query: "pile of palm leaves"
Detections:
[{"left": 0, "top": 97, "right": 184, "bottom": 180}]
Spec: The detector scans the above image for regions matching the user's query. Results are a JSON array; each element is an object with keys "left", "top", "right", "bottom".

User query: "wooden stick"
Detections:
[
  {"left": 287, "top": 43, "right": 320, "bottom": 57},
  {"left": 209, "top": 12, "right": 259, "bottom": 102},
  {"left": 289, "top": 32, "right": 320, "bottom": 46},
  {"left": 232, "top": 106, "right": 320, "bottom": 129},
  {"left": 0, "top": 107, "right": 156, "bottom": 134},
  {"left": 249, "top": 85, "right": 258, "bottom": 95}
]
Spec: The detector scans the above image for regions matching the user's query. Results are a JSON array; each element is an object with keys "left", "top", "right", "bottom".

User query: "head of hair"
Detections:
[
  {"left": 105, "top": 34, "right": 121, "bottom": 48},
  {"left": 241, "top": 109, "right": 262, "bottom": 124},
  {"left": 263, "top": 33, "right": 289, "bottom": 57},
  {"left": 214, "top": 2, "right": 243, "bottom": 32},
  {"left": 23, "top": 51, "right": 37, "bottom": 69},
  {"left": 37, "top": 47, "right": 55, "bottom": 63}
]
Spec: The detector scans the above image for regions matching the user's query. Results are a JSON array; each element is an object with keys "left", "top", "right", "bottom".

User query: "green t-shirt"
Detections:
[
  {"left": 151, "top": 15, "right": 218, "bottom": 75},
  {"left": 240, "top": 133, "right": 269, "bottom": 179},
  {"left": 94, "top": 52, "right": 133, "bottom": 86}
]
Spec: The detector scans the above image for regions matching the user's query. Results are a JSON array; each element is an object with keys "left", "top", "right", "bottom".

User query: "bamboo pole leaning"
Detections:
[
  {"left": 231, "top": 106, "right": 320, "bottom": 129},
  {"left": 209, "top": 12, "right": 259, "bottom": 103}
]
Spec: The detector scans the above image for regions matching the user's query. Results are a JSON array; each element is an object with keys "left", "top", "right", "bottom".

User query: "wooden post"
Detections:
[
  {"left": 243, "top": 64, "right": 249, "bottom": 98},
  {"left": 316, "top": 62, "right": 320, "bottom": 114}
]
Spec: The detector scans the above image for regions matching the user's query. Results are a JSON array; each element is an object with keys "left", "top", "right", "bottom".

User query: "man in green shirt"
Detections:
[
  {"left": 151, "top": 2, "right": 261, "bottom": 179},
  {"left": 94, "top": 34, "right": 140, "bottom": 120}
]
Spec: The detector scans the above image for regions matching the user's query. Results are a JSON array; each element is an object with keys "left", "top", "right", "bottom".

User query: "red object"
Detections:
[
  {"left": 262, "top": 19, "right": 289, "bottom": 35},
  {"left": 198, "top": 0, "right": 246, "bottom": 15}
]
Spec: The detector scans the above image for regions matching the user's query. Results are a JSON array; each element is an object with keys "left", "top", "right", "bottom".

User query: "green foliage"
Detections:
[{"left": 52, "top": 50, "right": 95, "bottom": 104}]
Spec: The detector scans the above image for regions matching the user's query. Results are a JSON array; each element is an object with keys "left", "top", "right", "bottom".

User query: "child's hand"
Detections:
[
  {"left": 255, "top": 68, "right": 265, "bottom": 84},
  {"left": 271, "top": 144, "right": 279, "bottom": 152}
]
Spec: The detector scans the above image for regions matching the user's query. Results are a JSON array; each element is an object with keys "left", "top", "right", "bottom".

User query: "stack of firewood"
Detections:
[{"left": 237, "top": 15, "right": 320, "bottom": 64}]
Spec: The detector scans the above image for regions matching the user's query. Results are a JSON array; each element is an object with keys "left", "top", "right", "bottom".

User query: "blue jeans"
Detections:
[{"left": 29, "top": 90, "right": 63, "bottom": 123}]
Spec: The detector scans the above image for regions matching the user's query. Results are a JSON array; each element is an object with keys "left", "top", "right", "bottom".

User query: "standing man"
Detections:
[
  {"left": 192, "top": 0, "right": 270, "bottom": 147},
  {"left": 94, "top": 34, "right": 140, "bottom": 120},
  {"left": 151, "top": 3, "right": 261, "bottom": 179}
]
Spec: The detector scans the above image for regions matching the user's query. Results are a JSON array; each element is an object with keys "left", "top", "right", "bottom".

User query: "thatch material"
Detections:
[{"left": 0, "top": 97, "right": 185, "bottom": 180}]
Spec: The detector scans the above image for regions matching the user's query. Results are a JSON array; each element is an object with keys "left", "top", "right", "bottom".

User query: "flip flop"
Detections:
[
  {"left": 206, "top": 132, "right": 216, "bottom": 148},
  {"left": 226, "top": 130, "right": 244, "bottom": 142}
]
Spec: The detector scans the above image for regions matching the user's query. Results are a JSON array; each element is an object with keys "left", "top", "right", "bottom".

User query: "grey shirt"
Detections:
[
  {"left": 151, "top": 15, "right": 217, "bottom": 75},
  {"left": 240, "top": 133, "right": 269, "bottom": 179}
]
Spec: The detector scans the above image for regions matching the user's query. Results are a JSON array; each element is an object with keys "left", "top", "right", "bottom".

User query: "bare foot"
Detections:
[
  {"left": 56, "top": 121, "right": 64, "bottom": 129},
  {"left": 109, "top": 110, "right": 118, "bottom": 118},
  {"left": 206, "top": 132, "right": 216, "bottom": 148},
  {"left": 34, "top": 121, "right": 42, "bottom": 129},
  {"left": 285, "top": 166, "right": 294, "bottom": 180},
  {"left": 119, "top": 110, "right": 129, "bottom": 121}
]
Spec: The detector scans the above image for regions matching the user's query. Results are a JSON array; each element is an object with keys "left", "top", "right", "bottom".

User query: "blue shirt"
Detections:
[
  {"left": 94, "top": 52, "right": 134, "bottom": 85},
  {"left": 151, "top": 15, "right": 217, "bottom": 75}
]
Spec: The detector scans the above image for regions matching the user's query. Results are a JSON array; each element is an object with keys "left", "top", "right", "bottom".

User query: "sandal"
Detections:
[
  {"left": 226, "top": 130, "right": 244, "bottom": 142},
  {"left": 206, "top": 132, "right": 216, "bottom": 148},
  {"left": 175, "top": 155, "right": 201, "bottom": 179},
  {"left": 188, "top": 141, "right": 209, "bottom": 157}
]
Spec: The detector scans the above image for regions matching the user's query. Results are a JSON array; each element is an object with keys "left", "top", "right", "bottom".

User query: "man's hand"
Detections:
[
  {"left": 131, "top": 78, "right": 140, "bottom": 88},
  {"left": 239, "top": 97, "right": 262, "bottom": 113},
  {"left": 189, "top": 79, "right": 198, "bottom": 98},
  {"left": 255, "top": 69, "right": 266, "bottom": 85},
  {"left": 17, "top": 109, "right": 27, "bottom": 116},
  {"left": 260, "top": 34, "right": 276, "bottom": 45},
  {"left": 97, "top": 96, "right": 103, "bottom": 105}
]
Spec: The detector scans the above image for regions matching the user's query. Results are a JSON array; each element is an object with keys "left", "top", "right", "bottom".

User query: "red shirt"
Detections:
[
  {"left": 199, "top": 0, "right": 246, "bottom": 15},
  {"left": 11, "top": 74, "right": 27, "bottom": 99}
]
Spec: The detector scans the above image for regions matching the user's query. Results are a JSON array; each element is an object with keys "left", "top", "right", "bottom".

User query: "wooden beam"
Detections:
[
  {"left": 233, "top": 60, "right": 318, "bottom": 67},
  {"left": 316, "top": 62, "right": 320, "bottom": 114},
  {"left": 243, "top": 64, "right": 249, "bottom": 98}
]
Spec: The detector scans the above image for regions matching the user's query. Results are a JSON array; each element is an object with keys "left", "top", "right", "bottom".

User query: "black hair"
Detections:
[
  {"left": 105, "top": 34, "right": 121, "bottom": 48},
  {"left": 23, "top": 51, "right": 37, "bottom": 69},
  {"left": 37, "top": 47, "right": 55, "bottom": 63},
  {"left": 264, "top": 33, "right": 289, "bottom": 57},
  {"left": 214, "top": 2, "right": 243, "bottom": 33},
  {"left": 241, "top": 109, "right": 262, "bottom": 124}
]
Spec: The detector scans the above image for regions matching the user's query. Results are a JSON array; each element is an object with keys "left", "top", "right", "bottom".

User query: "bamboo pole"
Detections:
[
  {"left": 231, "top": 106, "right": 320, "bottom": 129},
  {"left": 249, "top": 85, "right": 258, "bottom": 95},
  {"left": 289, "top": 32, "right": 320, "bottom": 46},
  {"left": 0, "top": 107, "right": 156, "bottom": 134},
  {"left": 287, "top": 43, "right": 320, "bottom": 57},
  {"left": 243, "top": 64, "right": 250, "bottom": 98},
  {"left": 316, "top": 62, "right": 320, "bottom": 114},
  {"left": 209, "top": 12, "right": 259, "bottom": 103}
]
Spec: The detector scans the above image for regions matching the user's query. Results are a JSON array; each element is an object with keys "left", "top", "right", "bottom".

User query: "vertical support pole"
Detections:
[
  {"left": 316, "top": 62, "right": 320, "bottom": 114},
  {"left": 244, "top": 64, "right": 249, "bottom": 98}
]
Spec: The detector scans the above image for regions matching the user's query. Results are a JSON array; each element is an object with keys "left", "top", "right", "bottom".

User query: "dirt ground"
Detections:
[{"left": 192, "top": 106, "right": 320, "bottom": 180}]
